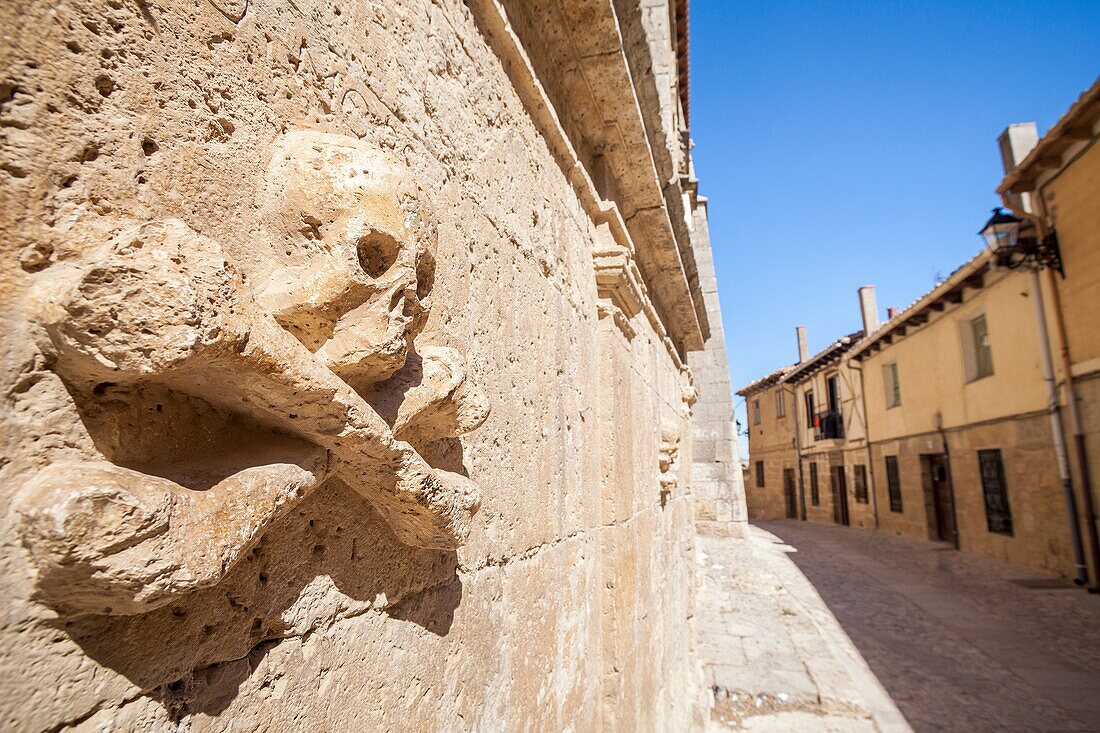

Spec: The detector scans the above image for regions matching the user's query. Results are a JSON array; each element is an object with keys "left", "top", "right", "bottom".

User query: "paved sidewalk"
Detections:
[
  {"left": 695, "top": 526, "right": 911, "bottom": 732},
  {"left": 759, "top": 520, "right": 1100, "bottom": 733}
]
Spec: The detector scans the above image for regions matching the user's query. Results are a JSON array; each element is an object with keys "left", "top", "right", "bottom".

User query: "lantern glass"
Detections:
[{"left": 979, "top": 208, "right": 1022, "bottom": 255}]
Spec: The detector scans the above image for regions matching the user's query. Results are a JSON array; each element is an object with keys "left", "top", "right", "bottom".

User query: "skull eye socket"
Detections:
[
  {"left": 356, "top": 231, "right": 401, "bottom": 278},
  {"left": 415, "top": 250, "right": 435, "bottom": 301}
]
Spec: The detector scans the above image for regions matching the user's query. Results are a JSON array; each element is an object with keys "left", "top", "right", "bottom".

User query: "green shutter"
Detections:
[{"left": 972, "top": 315, "right": 994, "bottom": 379}]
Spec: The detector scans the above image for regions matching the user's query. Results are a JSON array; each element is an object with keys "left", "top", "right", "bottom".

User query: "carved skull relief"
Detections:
[
  {"left": 15, "top": 132, "right": 488, "bottom": 616},
  {"left": 256, "top": 131, "right": 436, "bottom": 387}
]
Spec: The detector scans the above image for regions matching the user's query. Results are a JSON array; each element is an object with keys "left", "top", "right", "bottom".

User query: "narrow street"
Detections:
[
  {"left": 757, "top": 520, "right": 1100, "bottom": 733},
  {"left": 696, "top": 528, "right": 910, "bottom": 732}
]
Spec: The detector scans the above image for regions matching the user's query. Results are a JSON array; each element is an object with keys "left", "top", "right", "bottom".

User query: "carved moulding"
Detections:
[
  {"left": 15, "top": 131, "right": 488, "bottom": 616},
  {"left": 591, "top": 209, "right": 697, "bottom": 417}
]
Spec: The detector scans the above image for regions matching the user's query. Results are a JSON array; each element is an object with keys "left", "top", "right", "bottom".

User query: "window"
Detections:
[
  {"left": 810, "top": 462, "right": 820, "bottom": 505},
  {"left": 853, "top": 464, "right": 868, "bottom": 503},
  {"left": 885, "top": 455, "right": 902, "bottom": 512},
  {"left": 755, "top": 460, "right": 765, "bottom": 488},
  {"left": 883, "top": 362, "right": 901, "bottom": 408},
  {"left": 752, "top": 399, "right": 761, "bottom": 425},
  {"left": 978, "top": 449, "right": 1013, "bottom": 535},
  {"left": 826, "top": 374, "right": 840, "bottom": 413},
  {"left": 775, "top": 389, "right": 786, "bottom": 419},
  {"left": 962, "top": 313, "right": 995, "bottom": 381},
  {"left": 805, "top": 390, "right": 816, "bottom": 429}
]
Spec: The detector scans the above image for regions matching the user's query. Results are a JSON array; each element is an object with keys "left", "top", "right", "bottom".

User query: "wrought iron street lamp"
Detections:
[{"left": 978, "top": 207, "right": 1064, "bottom": 276}]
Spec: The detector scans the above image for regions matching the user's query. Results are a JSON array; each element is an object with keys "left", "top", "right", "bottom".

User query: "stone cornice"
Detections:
[{"left": 467, "top": 0, "right": 707, "bottom": 355}]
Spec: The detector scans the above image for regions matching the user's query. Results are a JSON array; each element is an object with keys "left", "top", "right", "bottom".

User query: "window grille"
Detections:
[
  {"left": 755, "top": 460, "right": 765, "bottom": 488},
  {"left": 885, "top": 456, "right": 902, "bottom": 512},
  {"left": 853, "top": 464, "right": 868, "bottom": 503},
  {"left": 810, "top": 462, "right": 820, "bottom": 505},
  {"left": 978, "top": 449, "right": 1013, "bottom": 535}
]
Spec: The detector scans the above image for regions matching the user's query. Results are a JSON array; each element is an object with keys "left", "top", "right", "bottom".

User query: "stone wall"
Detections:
[
  {"left": 687, "top": 198, "right": 745, "bottom": 538},
  {"left": 0, "top": 0, "right": 729, "bottom": 730},
  {"left": 868, "top": 413, "right": 1074, "bottom": 577}
]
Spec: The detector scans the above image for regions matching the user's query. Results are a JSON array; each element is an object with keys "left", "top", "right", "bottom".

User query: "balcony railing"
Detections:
[{"left": 815, "top": 410, "right": 845, "bottom": 440}]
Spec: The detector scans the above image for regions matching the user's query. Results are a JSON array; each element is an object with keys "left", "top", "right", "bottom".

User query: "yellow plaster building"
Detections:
[
  {"left": 738, "top": 366, "right": 797, "bottom": 520},
  {"left": 784, "top": 330, "right": 874, "bottom": 529},
  {"left": 999, "top": 76, "right": 1100, "bottom": 585},
  {"left": 742, "top": 78, "right": 1100, "bottom": 583},
  {"left": 850, "top": 252, "right": 1075, "bottom": 577}
]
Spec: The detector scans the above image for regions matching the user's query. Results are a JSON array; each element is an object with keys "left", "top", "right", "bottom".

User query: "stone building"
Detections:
[
  {"left": 739, "top": 78, "right": 1100, "bottom": 583},
  {"left": 737, "top": 365, "right": 797, "bottom": 520},
  {"left": 784, "top": 328, "right": 870, "bottom": 529},
  {"left": 0, "top": 0, "right": 743, "bottom": 730},
  {"left": 998, "top": 76, "right": 1100, "bottom": 587},
  {"left": 738, "top": 296, "right": 873, "bottom": 530},
  {"left": 850, "top": 250, "right": 1077, "bottom": 576}
]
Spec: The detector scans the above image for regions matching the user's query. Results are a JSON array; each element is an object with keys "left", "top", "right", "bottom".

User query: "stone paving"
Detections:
[
  {"left": 759, "top": 520, "right": 1100, "bottom": 733},
  {"left": 696, "top": 526, "right": 911, "bottom": 732}
]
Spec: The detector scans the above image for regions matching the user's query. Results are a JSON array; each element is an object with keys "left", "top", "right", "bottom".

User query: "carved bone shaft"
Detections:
[{"left": 32, "top": 220, "right": 476, "bottom": 551}]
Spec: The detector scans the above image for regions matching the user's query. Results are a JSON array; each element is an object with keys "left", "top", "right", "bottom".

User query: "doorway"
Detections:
[
  {"left": 830, "top": 465, "right": 850, "bottom": 526},
  {"left": 922, "top": 454, "right": 954, "bottom": 542},
  {"left": 783, "top": 468, "right": 797, "bottom": 519}
]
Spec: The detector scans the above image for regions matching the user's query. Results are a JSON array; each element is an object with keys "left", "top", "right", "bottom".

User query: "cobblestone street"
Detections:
[
  {"left": 758, "top": 520, "right": 1100, "bottom": 733},
  {"left": 696, "top": 528, "right": 910, "bottom": 732}
]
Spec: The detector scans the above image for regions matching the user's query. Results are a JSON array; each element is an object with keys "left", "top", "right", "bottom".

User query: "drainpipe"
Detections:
[
  {"left": 1033, "top": 143, "right": 1100, "bottom": 592},
  {"left": 934, "top": 411, "right": 960, "bottom": 550},
  {"left": 1029, "top": 266, "right": 1089, "bottom": 585},
  {"left": 1002, "top": 174, "right": 1098, "bottom": 590},
  {"left": 1044, "top": 270, "right": 1100, "bottom": 592}
]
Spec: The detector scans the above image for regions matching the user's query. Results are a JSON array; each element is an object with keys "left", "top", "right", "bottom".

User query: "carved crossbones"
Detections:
[{"left": 17, "top": 132, "right": 487, "bottom": 615}]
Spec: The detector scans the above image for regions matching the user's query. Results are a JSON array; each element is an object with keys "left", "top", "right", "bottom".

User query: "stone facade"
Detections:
[
  {"left": 739, "top": 79, "right": 1100, "bottom": 584},
  {"left": 743, "top": 245, "right": 1086, "bottom": 579},
  {"left": 738, "top": 373, "right": 797, "bottom": 521},
  {"left": 688, "top": 196, "right": 746, "bottom": 538},
  {"left": 1000, "top": 78, "right": 1100, "bottom": 586},
  {"left": 0, "top": 1, "right": 741, "bottom": 730}
]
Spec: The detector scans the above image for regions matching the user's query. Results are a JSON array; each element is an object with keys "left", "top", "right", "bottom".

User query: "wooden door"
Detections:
[
  {"left": 929, "top": 455, "right": 953, "bottom": 542},
  {"left": 830, "top": 466, "right": 850, "bottom": 526},
  {"left": 783, "top": 468, "right": 797, "bottom": 519}
]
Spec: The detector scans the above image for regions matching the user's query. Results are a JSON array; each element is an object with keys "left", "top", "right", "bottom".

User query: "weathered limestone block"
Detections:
[
  {"left": 14, "top": 134, "right": 489, "bottom": 616},
  {"left": 256, "top": 130, "right": 437, "bottom": 387},
  {"left": 0, "top": 0, "right": 718, "bottom": 729}
]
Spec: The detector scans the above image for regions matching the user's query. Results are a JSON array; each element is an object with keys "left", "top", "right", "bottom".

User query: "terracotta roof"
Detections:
[
  {"left": 782, "top": 330, "right": 864, "bottom": 384},
  {"left": 736, "top": 364, "right": 795, "bottom": 397},
  {"left": 1000, "top": 76, "right": 1100, "bottom": 194},
  {"left": 848, "top": 248, "right": 991, "bottom": 361}
]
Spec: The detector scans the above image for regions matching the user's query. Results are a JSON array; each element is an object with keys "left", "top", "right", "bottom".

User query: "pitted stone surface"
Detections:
[{"left": 0, "top": 0, "right": 721, "bottom": 730}]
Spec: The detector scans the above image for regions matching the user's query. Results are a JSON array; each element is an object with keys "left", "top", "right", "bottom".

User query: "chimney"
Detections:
[
  {"left": 796, "top": 326, "right": 808, "bottom": 363},
  {"left": 857, "top": 285, "right": 880, "bottom": 334},
  {"left": 887, "top": 307, "right": 899, "bottom": 320},
  {"left": 998, "top": 123, "right": 1039, "bottom": 213}
]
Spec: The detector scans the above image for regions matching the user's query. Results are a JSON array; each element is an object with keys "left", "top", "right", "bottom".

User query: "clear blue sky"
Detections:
[{"left": 689, "top": 0, "right": 1100, "bottom": 457}]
